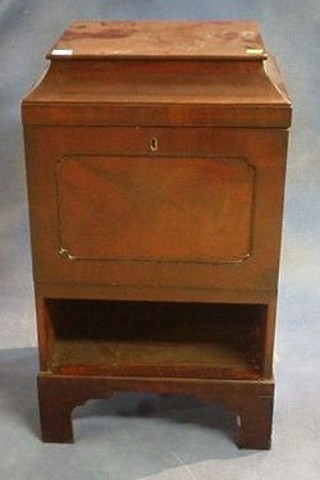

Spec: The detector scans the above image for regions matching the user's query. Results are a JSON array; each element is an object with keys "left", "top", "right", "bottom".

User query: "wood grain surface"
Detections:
[{"left": 47, "top": 20, "right": 266, "bottom": 60}]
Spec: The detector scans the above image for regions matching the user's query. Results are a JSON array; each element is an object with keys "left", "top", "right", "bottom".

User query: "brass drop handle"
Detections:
[{"left": 149, "top": 137, "right": 158, "bottom": 152}]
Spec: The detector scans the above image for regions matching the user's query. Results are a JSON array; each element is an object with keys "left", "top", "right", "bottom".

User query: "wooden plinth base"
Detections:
[{"left": 38, "top": 373, "right": 274, "bottom": 449}]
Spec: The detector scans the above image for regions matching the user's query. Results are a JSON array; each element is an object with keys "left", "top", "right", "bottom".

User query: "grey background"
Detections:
[{"left": 0, "top": 0, "right": 319, "bottom": 479}]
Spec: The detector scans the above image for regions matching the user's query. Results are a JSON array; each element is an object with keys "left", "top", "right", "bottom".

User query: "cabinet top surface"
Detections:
[
  {"left": 48, "top": 20, "right": 266, "bottom": 60},
  {"left": 23, "top": 20, "right": 292, "bottom": 127}
]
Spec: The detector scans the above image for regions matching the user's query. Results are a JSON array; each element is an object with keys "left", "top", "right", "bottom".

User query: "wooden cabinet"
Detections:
[{"left": 22, "top": 20, "right": 291, "bottom": 448}]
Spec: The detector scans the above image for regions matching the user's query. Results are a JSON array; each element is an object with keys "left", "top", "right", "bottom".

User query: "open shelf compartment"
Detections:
[{"left": 45, "top": 299, "right": 267, "bottom": 380}]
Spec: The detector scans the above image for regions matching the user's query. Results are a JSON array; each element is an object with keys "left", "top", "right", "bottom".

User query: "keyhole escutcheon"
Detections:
[{"left": 150, "top": 137, "right": 158, "bottom": 152}]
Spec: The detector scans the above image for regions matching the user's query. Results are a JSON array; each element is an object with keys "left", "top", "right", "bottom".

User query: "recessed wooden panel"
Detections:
[{"left": 55, "top": 155, "right": 254, "bottom": 263}]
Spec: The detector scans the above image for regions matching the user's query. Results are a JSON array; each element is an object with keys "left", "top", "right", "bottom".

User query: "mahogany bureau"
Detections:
[{"left": 22, "top": 20, "right": 291, "bottom": 448}]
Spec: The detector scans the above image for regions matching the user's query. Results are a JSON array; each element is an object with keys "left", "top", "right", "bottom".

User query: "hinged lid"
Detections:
[
  {"left": 47, "top": 20, "right": 267, "bottom": 61},
  {"left": 22, "top": 20, "right": 291, "bottom": 128}
]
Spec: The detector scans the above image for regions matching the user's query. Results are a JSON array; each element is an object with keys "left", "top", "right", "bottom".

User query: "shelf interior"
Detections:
[{"left": 45, "top": 299, "right": 267, "bottom": 380}]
